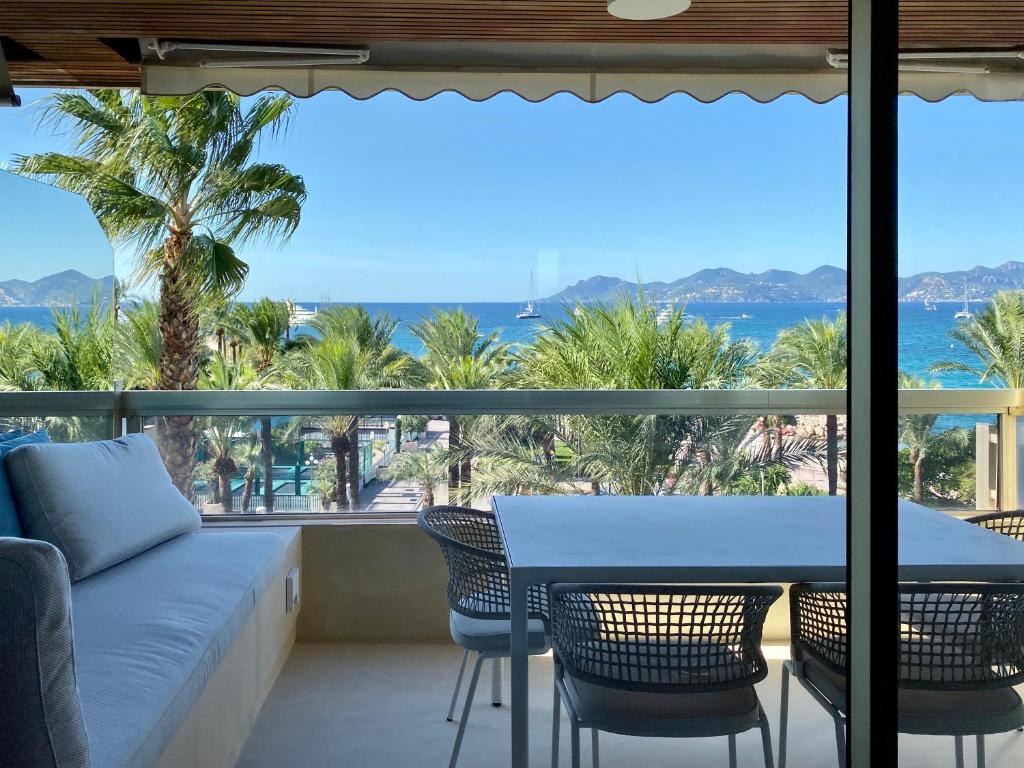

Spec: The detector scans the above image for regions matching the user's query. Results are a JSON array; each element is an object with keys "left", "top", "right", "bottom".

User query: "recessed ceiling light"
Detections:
[{"left": 608, "top": 0, "right": 692, "bottom": 21}]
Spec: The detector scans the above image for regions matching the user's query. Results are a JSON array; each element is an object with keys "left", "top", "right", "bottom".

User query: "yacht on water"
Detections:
[
  {"left": 656, "top": 303, "right": 675, "bottom": 325},
  {"left": 923, "top": 299, "right": 937, "bottom": 311},
  {"left": 954, "top": 291, "right": 972, "bottom": 320},
  {"left": 287, "top": 298, "right": 320, "bottom": 327},
  {"left": 516, "top": 270, "right": 542, "bottom": 319}
]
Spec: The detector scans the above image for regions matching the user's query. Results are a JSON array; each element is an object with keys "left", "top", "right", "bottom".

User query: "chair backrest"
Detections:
[
  {"left": 550, "top": 584, "right": 782, "bottom": 693},
  {"left": 417, "top": 505, "right": 547, "bottom": 622},
  {"left": 791, "top": 582, "right": 1024, "bottom": 691},
  {"left": 965, "top": 511, "right": 1024, "bottom": 542}
]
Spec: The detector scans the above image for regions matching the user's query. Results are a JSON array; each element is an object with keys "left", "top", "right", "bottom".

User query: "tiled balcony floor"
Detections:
[{"left": 236, "top": 643, "right": 1024, "bottom": 768}]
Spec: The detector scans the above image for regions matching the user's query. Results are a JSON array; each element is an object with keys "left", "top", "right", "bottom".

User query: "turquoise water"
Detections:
[{"left": 0, "top": 300, "right": 995, "bottom": 429}]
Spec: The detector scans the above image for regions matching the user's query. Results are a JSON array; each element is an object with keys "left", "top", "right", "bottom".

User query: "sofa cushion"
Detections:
[
  {"left": 0, "top": 537, "right": 91, "bottom": 768},
  {"left": 6, "top": 434, "right": 201, "bottom": 581},
  {"left": 0, "top": 429, "right": 50, "bottom": 538},
  {"left": 71, "top": 529, "right": 293, "bottom": 768}
]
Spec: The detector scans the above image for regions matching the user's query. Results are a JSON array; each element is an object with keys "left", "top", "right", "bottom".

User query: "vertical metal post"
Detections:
[
  {"left": 976, "top": 422, "right": 999, "bottom": 512},
  {"left": 998, "top": 414, "right": 1020, "bottom": 511},
  {"left": 112, "top": 381, "right": 124, "bottom": 438},
  {"left": 848, "top": 0, "right": 898, "bottom": 766}
]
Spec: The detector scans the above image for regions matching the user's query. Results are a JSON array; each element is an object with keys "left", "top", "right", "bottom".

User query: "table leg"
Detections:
[{"left": 510, "top": 574, "right": 530, "bottom": 768}]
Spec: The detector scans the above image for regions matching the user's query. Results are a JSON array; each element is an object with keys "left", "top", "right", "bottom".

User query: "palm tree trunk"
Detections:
[
  {"left": 912, "top": 452, "right": 924, "bottom": 502},
  {"left": 424, "top": 485, "right": 435, "bottom": 508},
  {"left": 156, "top": 237, "right": 200, "bottom": 499},
  {"left": 826, "top": 414, "right": 839, "bottom": 496},
  {"left": 241, "top": 471, "right": 254, "bottom": 512},
  {"left": 260, "top": 417, "right": 275, "bottom": 512},
  {"left": 347, "top": 421, "right": 361, "bottom": 510},
  {"left": 219, "top": 473, "right": 233, "bottom": 514},
  {"left": 331, "top": 434, "right": 349, "bottom": 508},
  {"left": 448, "top": 417, "right": 461, "bottom": 492}
]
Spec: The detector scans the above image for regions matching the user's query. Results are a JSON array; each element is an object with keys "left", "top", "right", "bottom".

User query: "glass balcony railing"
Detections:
[{"left": 0, "top": 387, "right": 1015, "bottom": 520}]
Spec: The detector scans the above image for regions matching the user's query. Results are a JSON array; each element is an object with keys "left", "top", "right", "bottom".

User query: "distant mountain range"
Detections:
[
  {"left": 0, "top": 270, "right": 114, "bottom": 307},
  {"left": 544, "top": 262, "right": 1024, "bottom": 303}
]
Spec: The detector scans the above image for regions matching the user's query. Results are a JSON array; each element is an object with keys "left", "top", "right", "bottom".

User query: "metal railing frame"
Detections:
[
  {"left": 0, "top": 387, "right": 1014, "bottom": 519},
  {"left": 0, "top": 387, "right": 1016, "bottom": 418}
]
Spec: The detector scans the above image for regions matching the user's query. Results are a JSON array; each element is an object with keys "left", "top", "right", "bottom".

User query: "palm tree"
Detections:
[
  {"left": 932, "top": 291, "right": 1024, "bottom": 388},
  {"left": 202, "top": 298, "right": 245, "bottom": 360},
  {"left": 896, "top": 371, "right": 964, "bottom": 503},
  {"left": 33, "top": 294, "right": 113, "bottom": 392},
  {"left": 232, "top": 297, "right": 291, "bottom": 509},
  {"left": 233, "top": 298, "right": 290, "bottom": 373},
  {"left": 280, "top": 322, "right": 413, "bottom": 509},
  {"left": 115, "top": 300, "right": 162, "bottom": 389},
  {"left": 507, "top": 297, "right": 756, "bottom": 496},
  {"left": 410, "top": 308, "right": 509, "bottom": 494},
  {"left": 15, "top": 90, "right": 306, "bottom": 495},
  {"left": 383, "top": 447, "right": 447, "bottom": 508},
  {"left": 768, "top": 313, "right": 847, "bottom": 495},
  {"left": 0, "top": 322, "right": 43, "bottom": 392},
  {"left": 204, "top": 420, "right": 241, "bottom": 514},
  {"left": 235, "top": 432, "right": 262, "bottom": 513}
]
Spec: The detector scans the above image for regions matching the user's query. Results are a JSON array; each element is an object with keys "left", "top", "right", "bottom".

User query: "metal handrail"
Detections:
[{"left": 0, "top": 388, "right": 1017, "bottom": 419}]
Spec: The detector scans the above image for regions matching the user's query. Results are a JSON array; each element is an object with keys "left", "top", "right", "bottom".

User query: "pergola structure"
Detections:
[{"left": 3, "top": 2, "right": 1024, "bottom": 101}]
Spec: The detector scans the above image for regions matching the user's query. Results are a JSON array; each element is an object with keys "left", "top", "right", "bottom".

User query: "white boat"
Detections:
[
  {"left": 656, "top": 303, "right": 674, "bottom": 325},
  {"left": 923, "top": 300, "right": 937, "bottom": 311},
  {"left": 516, "top": 301, "right": 541, "bottom": 320},
  {"left": 954, "top": 291, "right": 972, "bottom": 320},
  {"left": 516, "top": 270, "right": 542, "bottom": 319},
  {"left": 287, "top": 300, "right": 318, "bottom": 326}
]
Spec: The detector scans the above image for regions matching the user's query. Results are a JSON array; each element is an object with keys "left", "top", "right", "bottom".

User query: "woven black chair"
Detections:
[
  {"left": 418, "top": 506, "right": 551, "bottom": 768},
  {"left": 549, "top": 584, "right": 782, "bottom": 768},
  {"left": 966, "top": 510, "right": 1024, "bottom": 542},
  {"left": 779, "top": 583, "right": 1024, "bottom": 768}
]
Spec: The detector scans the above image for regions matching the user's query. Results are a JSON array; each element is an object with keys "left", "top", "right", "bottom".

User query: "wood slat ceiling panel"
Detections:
[{"left": 5, "top": 1, "right": 1024, "bottom": 88}]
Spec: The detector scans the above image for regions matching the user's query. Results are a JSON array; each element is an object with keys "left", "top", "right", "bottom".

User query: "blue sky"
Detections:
[{"left": 2, "top": 87, "right": 1023, "bottom": 301}]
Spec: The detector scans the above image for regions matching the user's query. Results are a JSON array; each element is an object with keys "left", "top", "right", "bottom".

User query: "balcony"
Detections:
[{"left": 1, "top": 386, "right": 1022, "bottom": 766}]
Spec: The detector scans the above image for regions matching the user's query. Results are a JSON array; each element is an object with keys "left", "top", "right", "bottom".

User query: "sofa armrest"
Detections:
[{"left": 0, "top": 538, "right": 90, "bottom": 768}]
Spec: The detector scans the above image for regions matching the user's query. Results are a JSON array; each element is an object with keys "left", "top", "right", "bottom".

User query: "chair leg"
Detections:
[
  {"left": 976, "top": 735, "right": 985, "bottom": 768},
  {"left": 729, "top": 734, "right": 738, "bottom": 768},
  {"left": 492, "top": 657, "right": 503, "bottom": 707},
  {"left": 571, "top": 721, "right": 581, "bottom": 768},
  {"left": 552, "top": 676, "right": 560, "bottom": 768},
  {"left": 449, "top": 653, "right": 486, "bottom": 768},
  {"left": 832, "top": 713, "right": 846, "bottom": 768},
  {"left": 954, "top": 735, "right": 964, "bottom": 768},
  {"left": 591, "top": 729, "right": 599, "bottom": 768},
  {"left": 778, "top": 663, "right": 790, "bottom": 768},
  {"left": 447, "top": 649, "right": 470, "bottom": 722},
  {"left": 759, "top": 708, "right": 775, "bottom": 768}
]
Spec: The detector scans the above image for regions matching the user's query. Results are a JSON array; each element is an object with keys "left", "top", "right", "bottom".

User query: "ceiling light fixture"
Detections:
[{"left": 607, "top": 0, "right": 692, "bottom": 21}]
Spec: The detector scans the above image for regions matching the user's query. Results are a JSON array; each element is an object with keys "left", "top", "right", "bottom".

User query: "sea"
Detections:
[{"left": 2, "top": 300, "right": 993, "bottom": 430}]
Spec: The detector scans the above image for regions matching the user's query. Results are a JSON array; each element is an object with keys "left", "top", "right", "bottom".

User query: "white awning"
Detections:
[{"left": 140, "top": 41, "right": 1024, "bottom": 104}]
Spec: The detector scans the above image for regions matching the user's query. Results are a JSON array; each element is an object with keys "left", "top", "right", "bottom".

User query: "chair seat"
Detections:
[
  {"left": 449, "top": 611, "right": 549, "bottom": 655},
  {"left": 801, "top": 656, "right": 1024, "bottom": 736},
  {"left": 561, "top": 672, "right": 761, "bottom": 738}
]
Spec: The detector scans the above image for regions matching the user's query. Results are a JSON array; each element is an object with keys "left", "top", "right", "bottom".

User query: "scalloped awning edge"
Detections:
[{"left": 142, "top": 65, "right": 1024, "bottom": 104}]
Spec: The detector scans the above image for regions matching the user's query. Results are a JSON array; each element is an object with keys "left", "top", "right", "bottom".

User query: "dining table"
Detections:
[{"left": 491, "top": 495, "right": 1024, "bottom": 768}]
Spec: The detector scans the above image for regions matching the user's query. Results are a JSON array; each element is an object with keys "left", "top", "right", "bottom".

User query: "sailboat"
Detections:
[
  {"left": 516, "top": 270, "right": 542, "bottom": 319},
  {"left": 954, "top": 290, "right": 972, "bottom": 320},
  {"left": 923, "top": 299, "right": 937, "bottom": 311}
]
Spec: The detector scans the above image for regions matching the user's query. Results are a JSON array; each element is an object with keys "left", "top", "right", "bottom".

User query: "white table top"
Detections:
[{"left": 492, "top": 495, "right": 1024, "bottom": 583}]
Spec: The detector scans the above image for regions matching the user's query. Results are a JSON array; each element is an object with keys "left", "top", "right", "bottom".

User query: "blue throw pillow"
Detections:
[{"left": 0, "top": 430, "right": 51, "bottom": 537}]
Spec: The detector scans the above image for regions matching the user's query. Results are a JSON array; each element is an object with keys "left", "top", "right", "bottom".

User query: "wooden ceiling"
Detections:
[{"left": 4, "top": 1, "right": 1024, "bottom": 88}]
